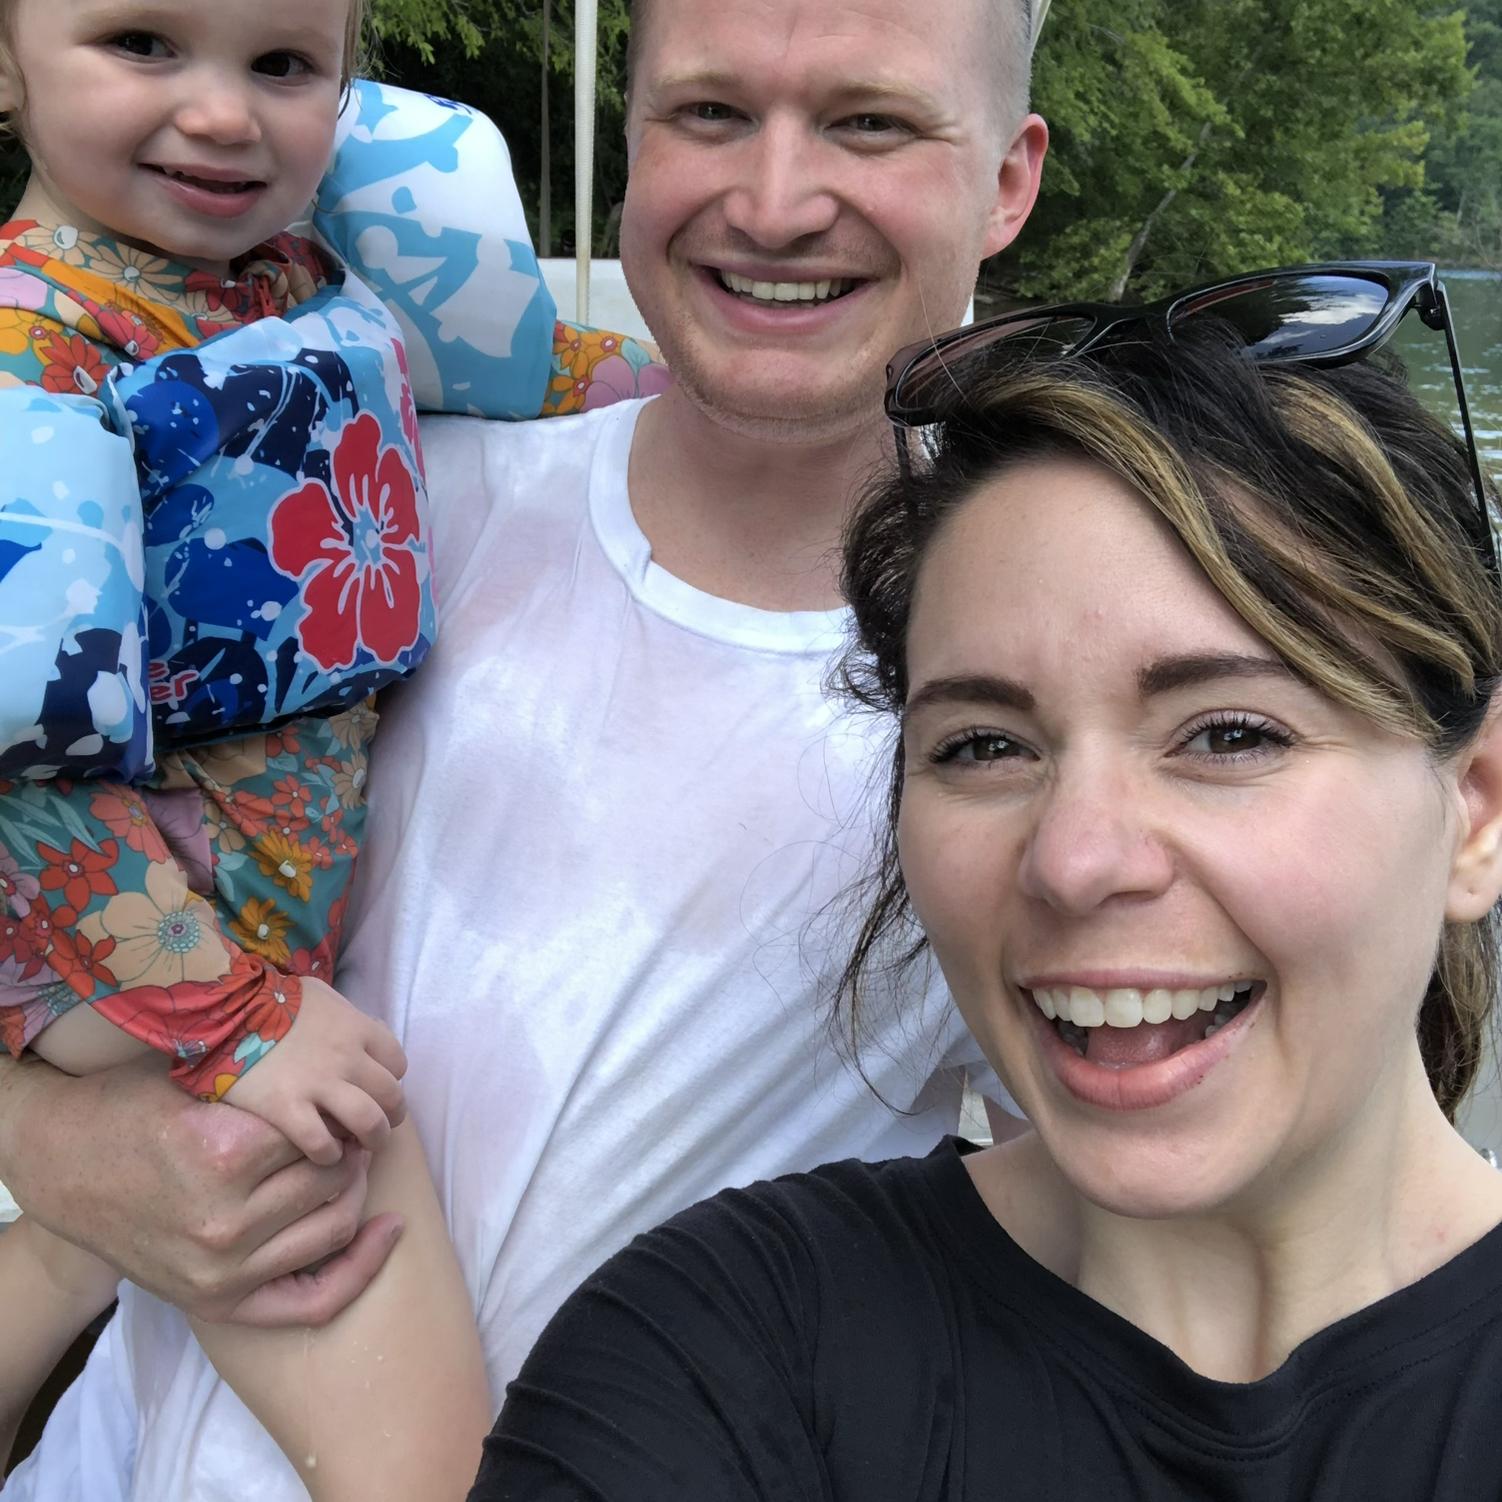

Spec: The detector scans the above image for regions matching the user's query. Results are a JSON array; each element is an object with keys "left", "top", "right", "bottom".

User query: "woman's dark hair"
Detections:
[{"left": 837, "top": 331, "right": 1502, "bottom": 1119}]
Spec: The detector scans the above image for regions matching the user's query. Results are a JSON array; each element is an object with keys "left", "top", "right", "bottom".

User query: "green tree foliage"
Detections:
[
  {"left": 993, "top": 0, "right": 1472, "bottom": 301},
  {"left": 1383, "top": 1, "right": 1502, "bottom": 266}
]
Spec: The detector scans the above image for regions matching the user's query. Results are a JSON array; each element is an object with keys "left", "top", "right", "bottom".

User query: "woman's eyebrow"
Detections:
[
  {"left": 1136, "top": 653, "right": 1296, "bottom": 697},
  {"left": 904, "top": 674, "right": 1034, "bottom": 718}
]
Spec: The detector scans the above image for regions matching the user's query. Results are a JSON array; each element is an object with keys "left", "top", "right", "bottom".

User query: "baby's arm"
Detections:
[
  {"left": 0, "top": 1216, "right": 119, "bottom": 1471},
  {"left": 31, "top": 974, "right": 406, "bottom": 1169}
]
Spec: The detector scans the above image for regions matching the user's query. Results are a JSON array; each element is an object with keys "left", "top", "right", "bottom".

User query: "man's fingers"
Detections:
[
  {"left": 233, "top": 1149, "right": 372, "bottom": 1294},
  {"left": 226, "top": 1212, "right": 405, "bottom": 1328},
  {"left": 239, "top": 1142, "right": 367, "bottom": 1248}
]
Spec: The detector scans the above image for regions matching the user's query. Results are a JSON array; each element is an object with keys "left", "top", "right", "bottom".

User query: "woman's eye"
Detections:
[
  {"left": 109, "top": 31, "right": 169, "bottom": 58},
  {"left": 932, "top": 731, "right": 1029, "bottom": 765},
  {"left": 254, "top": 51, "right": 313, "bottom": 78},
  {"left": 1181, "top": 717, "right": 1291, "bottom": 759}
]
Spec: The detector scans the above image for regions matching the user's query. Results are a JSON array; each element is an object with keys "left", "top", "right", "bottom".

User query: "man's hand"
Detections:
[{"left": 0, "top": 1052, "right": 402, "bottom": 1326}]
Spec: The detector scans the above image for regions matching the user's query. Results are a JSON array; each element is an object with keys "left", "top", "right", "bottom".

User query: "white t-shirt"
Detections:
[{"left": 10, "top": 400, "right": 1000, "bottom": 1501}]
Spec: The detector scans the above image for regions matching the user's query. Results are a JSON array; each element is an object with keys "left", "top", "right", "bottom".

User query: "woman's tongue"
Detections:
[{"left": 1085, "top": 1015, "right": 1207, "bottom": 1070}]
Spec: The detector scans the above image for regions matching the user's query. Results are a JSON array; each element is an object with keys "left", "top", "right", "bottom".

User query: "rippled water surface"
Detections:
[{"left": 1392, "top": 269, "right": 1502, "bottom": 475}]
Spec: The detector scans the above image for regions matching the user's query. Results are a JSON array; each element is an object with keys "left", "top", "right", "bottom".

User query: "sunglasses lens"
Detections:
[
  {"left": 893, "top": 314, "right": 1096, "bottom": 420},
  {"left": 1171, "top": 274, "right": 1391, "bottom": 360}
]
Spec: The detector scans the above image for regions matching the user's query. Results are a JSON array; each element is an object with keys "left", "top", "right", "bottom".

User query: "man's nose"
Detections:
[
  {"left": 172, "top": 73, "right": 262, "bottom": 148},
  {"left": 720, "top": 115, "right": 840, "bottom": 249},
  {"left": 1016, "top": 759, "right": 1175, "bottom": 917}
]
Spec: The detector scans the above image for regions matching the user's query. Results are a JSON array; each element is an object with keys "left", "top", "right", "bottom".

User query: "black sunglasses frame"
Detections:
[{"left": 885, "top": 261, "right": 1496, "bottom": 574}]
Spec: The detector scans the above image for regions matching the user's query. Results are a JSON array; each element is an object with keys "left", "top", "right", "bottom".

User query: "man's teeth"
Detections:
[
  {"left": 1032, "top": 982, "right": 1256, "bottom": 1030},
  {"left": 720, "top": 270, "right": 853, "bottom": 304}
]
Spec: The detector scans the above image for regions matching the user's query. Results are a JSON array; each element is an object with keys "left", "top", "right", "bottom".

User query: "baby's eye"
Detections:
[
  {"left": 254, "top": 50, "right": 314, "bottom": 79},
  {"left": 109, "top": 31, "right": 170, "bottom": 58}
]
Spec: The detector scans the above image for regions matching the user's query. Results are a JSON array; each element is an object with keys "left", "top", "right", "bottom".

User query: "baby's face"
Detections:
[{"left": 0, "top": 0, "right": 350, "bottom": 271}]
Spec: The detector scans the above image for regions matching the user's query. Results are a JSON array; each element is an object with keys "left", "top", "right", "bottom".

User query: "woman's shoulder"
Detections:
[
  {"left": 485, "top": 1145, "right": 981, "bottom": 1502},
  {"left": 647, "top": 1139, "right": 973, "bottom": 1261}
]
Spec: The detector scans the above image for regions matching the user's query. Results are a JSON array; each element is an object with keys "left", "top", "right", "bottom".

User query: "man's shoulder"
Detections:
[{"left": 419, "top": 398, "right": 645, "bottom": 495}]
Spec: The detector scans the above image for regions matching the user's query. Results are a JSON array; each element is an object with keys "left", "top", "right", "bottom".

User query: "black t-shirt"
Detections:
[{"left": 473, "top": 1140, "right": 1502, "bottom": 1501}]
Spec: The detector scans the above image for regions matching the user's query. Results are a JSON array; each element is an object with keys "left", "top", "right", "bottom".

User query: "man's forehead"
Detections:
[
  {"left": 637, "top": 0, "right": 996, "bottom": 72},
  {"left": 631, "top": 0, "right": 1027, "bottom": 121}
]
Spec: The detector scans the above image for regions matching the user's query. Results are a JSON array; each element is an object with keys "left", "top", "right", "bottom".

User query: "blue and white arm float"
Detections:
[
  {"left": 315, "top": 78, "right": 558, "bottom": 420},
  {"left": 0, "top": 387, "right": 150, "bottom": 781}
]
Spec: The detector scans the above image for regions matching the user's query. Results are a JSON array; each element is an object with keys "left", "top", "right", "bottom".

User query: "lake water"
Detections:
[{"left": 1392, "top": 269, "right": 1502, "bottom": 474}]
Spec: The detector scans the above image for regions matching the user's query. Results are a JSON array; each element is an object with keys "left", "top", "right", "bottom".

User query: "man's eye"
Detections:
[
  {"left": 109, "top": 31, "right": 170, "bottom": 58},
  {"left": 683, "top": 101, "right": 740, "bottom": 124},
  {"left": 254, "top": 51, "right": 313, "bottom": 79},
  {"left": 841, "top": 114, "right": 909, "bottom": 136}
]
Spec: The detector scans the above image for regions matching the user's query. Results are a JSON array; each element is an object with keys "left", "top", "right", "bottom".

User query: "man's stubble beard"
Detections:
[{"left": 651, "top": 315, "right": 892, "bottom": 448}]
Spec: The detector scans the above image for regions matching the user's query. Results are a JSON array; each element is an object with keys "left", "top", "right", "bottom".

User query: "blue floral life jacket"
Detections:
[{"left": 114, "top": 273, "right": 435, "bottom": 749}]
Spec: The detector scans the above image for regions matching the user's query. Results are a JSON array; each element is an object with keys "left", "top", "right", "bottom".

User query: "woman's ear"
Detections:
[{"left": 1447, "top": 705, "right": 1502, "bottom": 923}]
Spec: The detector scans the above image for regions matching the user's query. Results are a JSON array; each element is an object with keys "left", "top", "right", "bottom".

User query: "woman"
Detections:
[{"left": 470, "top": 265, "right": 1502, "bottom": 1500}]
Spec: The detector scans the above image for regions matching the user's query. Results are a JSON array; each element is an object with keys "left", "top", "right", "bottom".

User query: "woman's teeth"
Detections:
[
  {"left": 1036, "top": 981, "right": 1258, "bottom": 1057},
  {"left": 719, "top": 270, "right": 855, "bottom": 304}
]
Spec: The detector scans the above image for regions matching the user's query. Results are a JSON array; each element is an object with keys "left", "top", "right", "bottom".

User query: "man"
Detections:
[{"left": 1, "top": 0, "right": 1046, "bottom": 1493}]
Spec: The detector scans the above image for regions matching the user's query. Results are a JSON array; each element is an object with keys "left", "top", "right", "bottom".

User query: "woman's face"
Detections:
[{"left": 899, "top": 455, "right": 1472, "bottom": 1218}]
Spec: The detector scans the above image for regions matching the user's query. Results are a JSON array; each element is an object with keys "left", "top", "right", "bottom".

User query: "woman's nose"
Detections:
[{"left": 1016, "top": 760, "right": 1175, "bottom": 916}]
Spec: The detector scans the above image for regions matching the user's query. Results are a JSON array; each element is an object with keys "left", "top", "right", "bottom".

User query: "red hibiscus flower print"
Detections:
[{"left": 269, "top": 412, "right": 425, "bottom": 673}]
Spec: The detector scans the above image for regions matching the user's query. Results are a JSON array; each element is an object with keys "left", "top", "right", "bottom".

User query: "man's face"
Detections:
[{"left": 620, "top": 0, "right": 1047, "bottom": 441}]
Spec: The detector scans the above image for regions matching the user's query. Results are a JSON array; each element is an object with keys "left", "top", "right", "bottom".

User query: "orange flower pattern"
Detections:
[{"left": 542, "top": 319, "right": 672, "bottom": 417}]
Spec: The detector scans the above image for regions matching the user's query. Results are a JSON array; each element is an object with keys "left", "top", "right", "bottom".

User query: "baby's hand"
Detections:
[{"left": 226, "top": 978, "right": 407, "bottom": 1167}]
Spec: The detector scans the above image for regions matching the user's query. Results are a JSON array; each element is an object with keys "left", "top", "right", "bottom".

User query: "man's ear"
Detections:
[
  {"left": 1447, "top": 705, "right": 1502, "bottom": 922},
  {"left": 982, "top": 113, "right": 1048, "bottom": 260}
]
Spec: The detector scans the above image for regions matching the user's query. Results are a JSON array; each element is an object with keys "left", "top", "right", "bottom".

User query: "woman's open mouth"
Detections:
[{"left": 1029, "top": 981, "right": 1262, "bottom": 1067}]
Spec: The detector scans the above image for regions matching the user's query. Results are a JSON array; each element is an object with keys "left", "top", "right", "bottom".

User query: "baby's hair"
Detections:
[{"left": 343, "top": 0, "right": 369, "bottom": 86}]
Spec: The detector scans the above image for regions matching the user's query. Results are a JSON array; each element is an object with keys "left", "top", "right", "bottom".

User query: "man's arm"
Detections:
[{"left": 0, "top": 1053, "right": 399, "bottom": 1325}]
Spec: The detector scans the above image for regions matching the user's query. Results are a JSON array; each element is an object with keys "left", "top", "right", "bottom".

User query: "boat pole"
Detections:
[{"left": 575, "top": 0, "right": 598, "bottom": 325}]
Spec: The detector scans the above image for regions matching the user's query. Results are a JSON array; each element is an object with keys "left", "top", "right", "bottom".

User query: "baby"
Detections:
[{"left": 0, "top": 0, "right": 663, "bottom": 1495}]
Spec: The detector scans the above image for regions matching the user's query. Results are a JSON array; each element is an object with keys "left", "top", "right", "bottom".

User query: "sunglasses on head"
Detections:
[{"left": 884, "top": 261, "right": 1497, "bottom": 574}]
